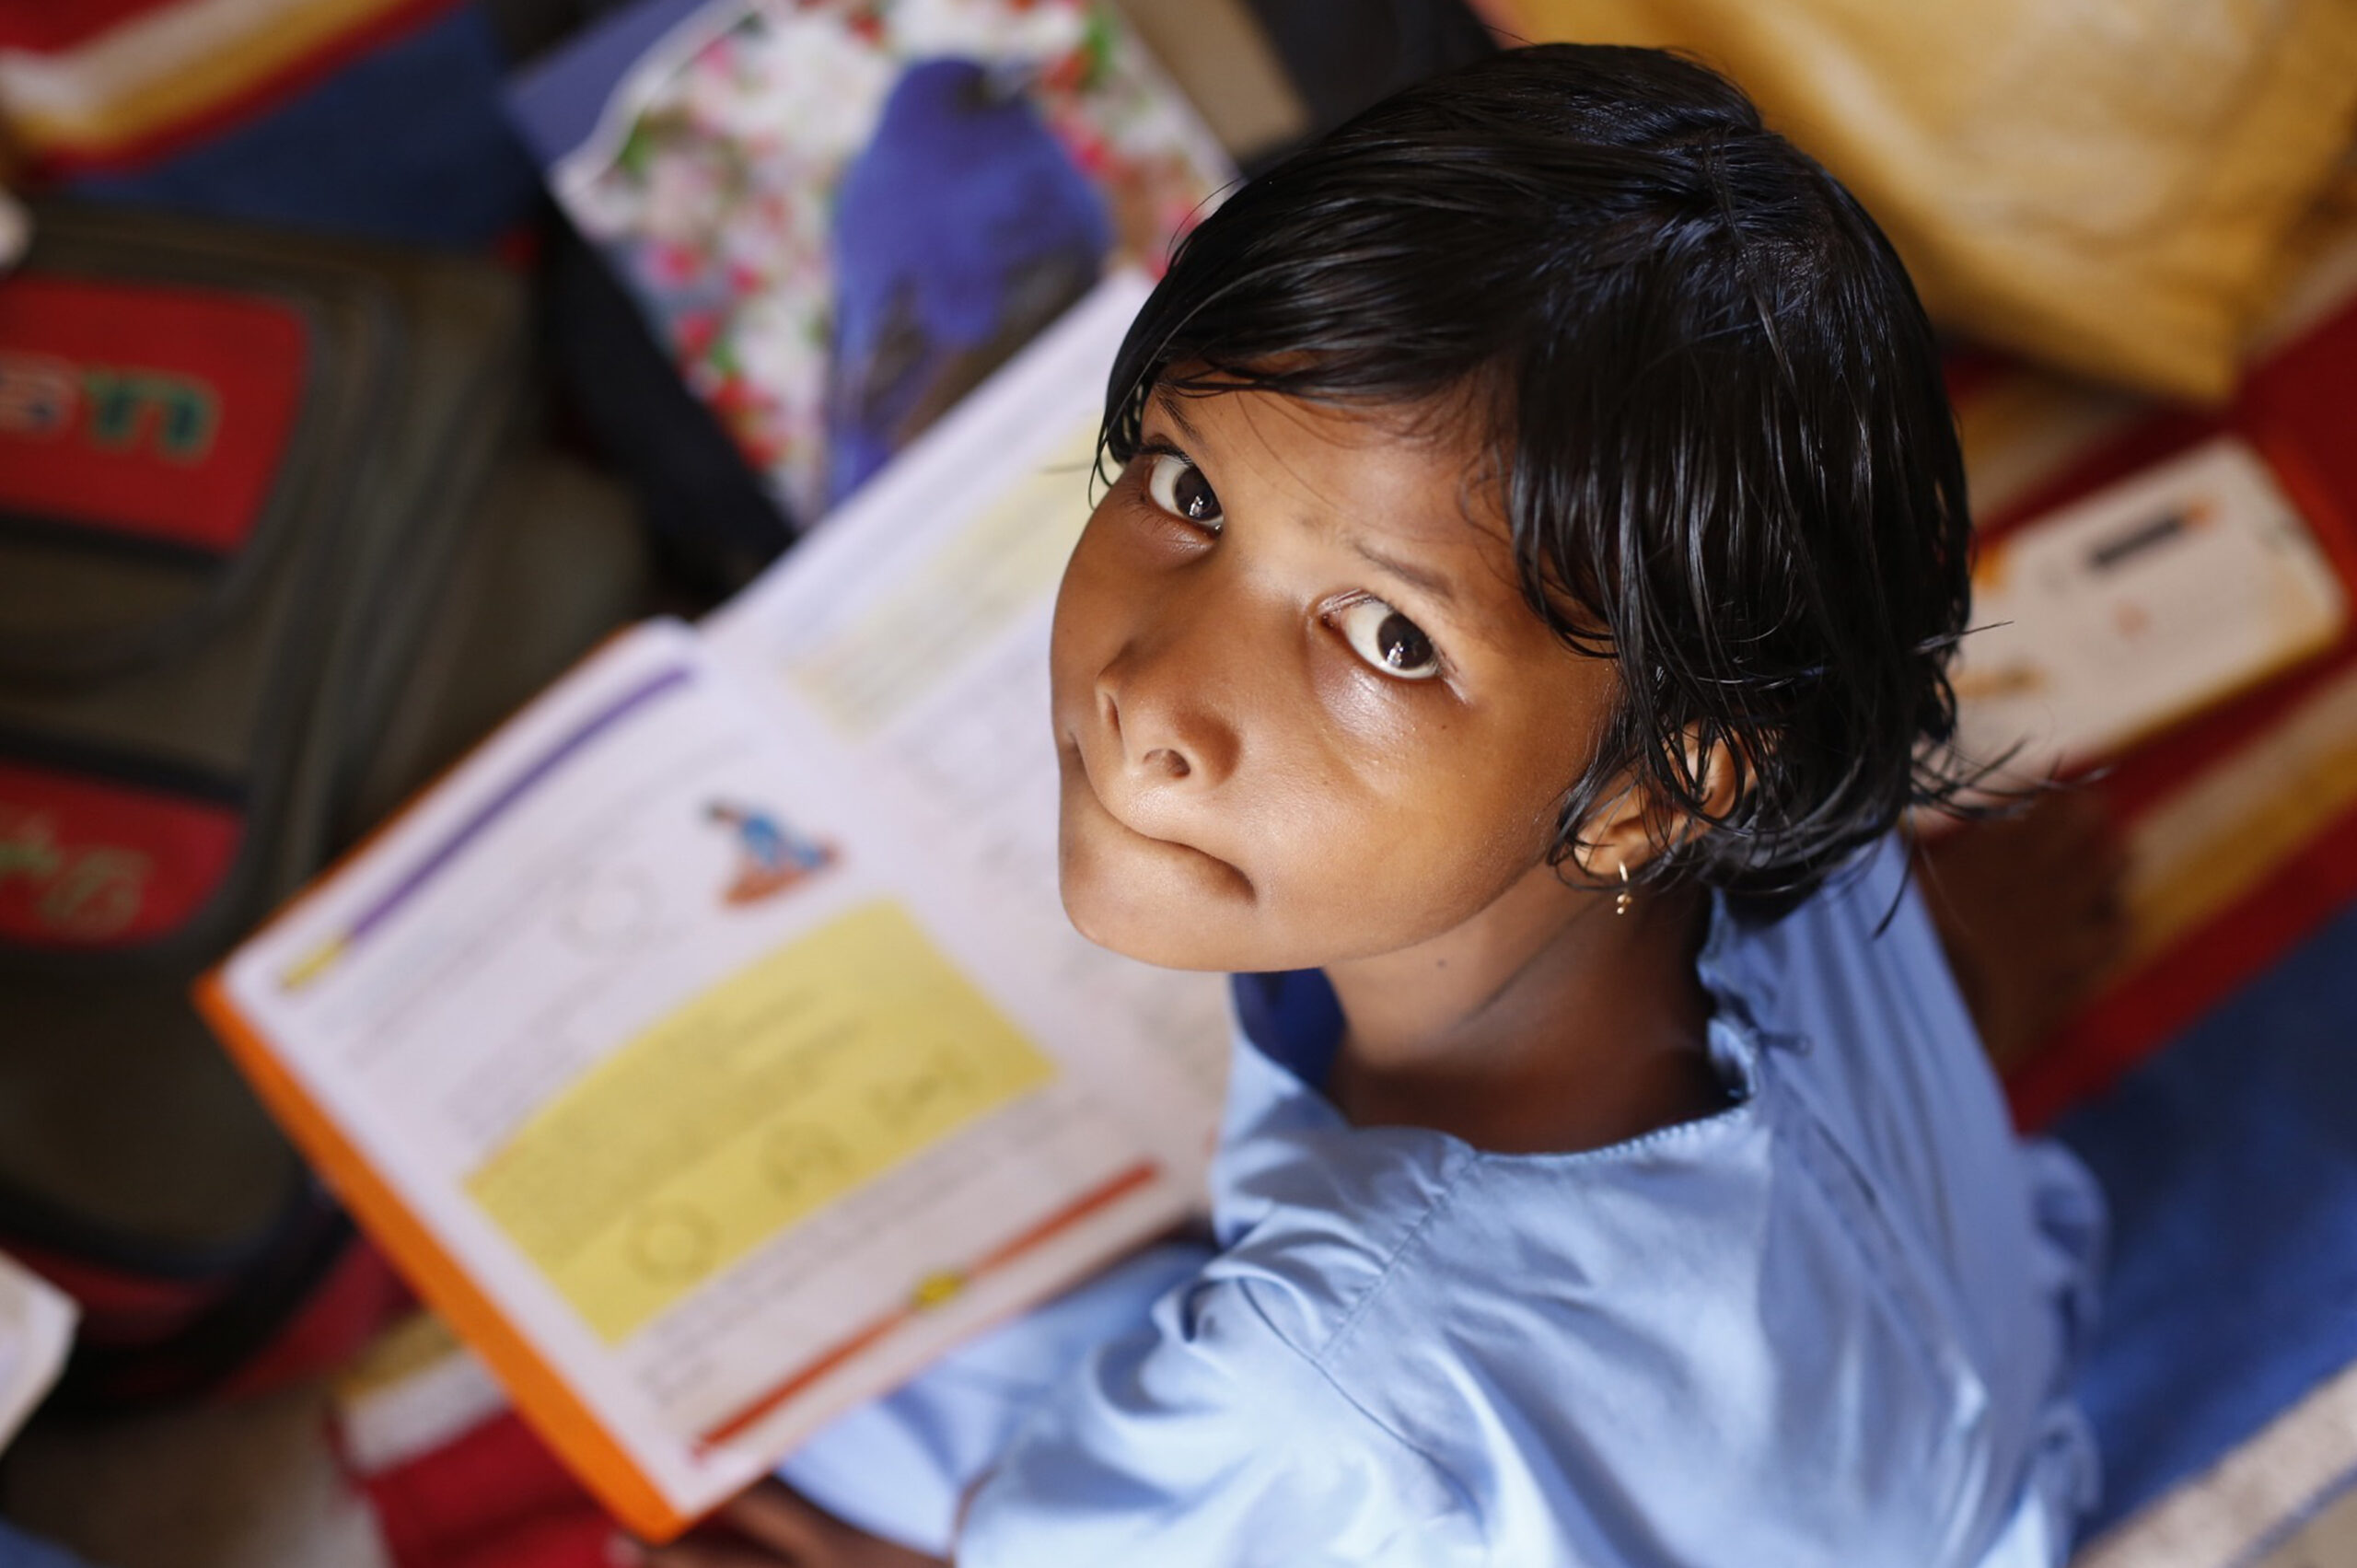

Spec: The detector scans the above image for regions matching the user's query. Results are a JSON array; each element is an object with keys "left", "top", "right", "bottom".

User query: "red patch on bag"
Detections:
[
  {"left": 0, "top": 275, "right": 308, "bottom": 554},
  {"left": 0, "top": 761, "right": 242, "bottom": 947}
]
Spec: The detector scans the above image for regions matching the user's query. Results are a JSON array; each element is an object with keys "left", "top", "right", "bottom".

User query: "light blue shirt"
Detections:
[{"left": 782, "top": 838, "right": 2104, "bottom": 1565}]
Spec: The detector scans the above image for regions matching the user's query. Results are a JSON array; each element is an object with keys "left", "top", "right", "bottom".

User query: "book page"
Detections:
[{"left": 214, "top": 618, "right": 1202, "bottom": 1526}]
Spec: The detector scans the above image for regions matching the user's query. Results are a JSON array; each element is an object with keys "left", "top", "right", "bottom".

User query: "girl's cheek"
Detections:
[
  {"left": 1054, "top": 510, "right": 1148, "bottom": 645},
  {"left": 1105, "top": 482, "right": 1218, "bottom": 563},
  {"left": 1306, "top": 634, "right": 1448, "bottom": 767}
]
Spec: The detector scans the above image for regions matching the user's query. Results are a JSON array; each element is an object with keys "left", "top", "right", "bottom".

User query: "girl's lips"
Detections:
[{"left": 1059, "top": 733, "right": 1248, "bottom": 889}]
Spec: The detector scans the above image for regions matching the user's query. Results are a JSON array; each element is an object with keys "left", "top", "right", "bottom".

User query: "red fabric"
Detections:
[
  {"left": 0, "top": 275, "right": 308, "bottom": 554},
  {"left": 1939, "top": 344, "right": 2015, "bottom": 407},
  {"left": 0, "top": 760, "right": 243, "bottom": 947},
  {"left": 2000, "top": 291, "right": 2357, "bottom": 1128},
  {"left": 437, "top": 1512, "right": 621, "bottom": 1568},
  {"left": 220, "top": 1238, "right": 412, "bottom": 1399},
  {"left": 6, "top": 1239, "right": 231, "bottom": 1347},
  {"left": 357, "top": 1409, "right": 611, "bottom": 1568}
]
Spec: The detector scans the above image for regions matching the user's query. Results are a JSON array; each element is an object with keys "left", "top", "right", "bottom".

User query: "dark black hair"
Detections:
[{"left": 1100, "top": 43, "right": 1975, "bottom": 904}]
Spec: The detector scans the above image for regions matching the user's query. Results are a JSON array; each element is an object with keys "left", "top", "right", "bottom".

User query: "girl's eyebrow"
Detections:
[
  {"left": 1148, "top": 387, "right": 1207, "bottom": 447},
  {"left": 1350, "top": 536, "right": 1461, "bottom": 610}
]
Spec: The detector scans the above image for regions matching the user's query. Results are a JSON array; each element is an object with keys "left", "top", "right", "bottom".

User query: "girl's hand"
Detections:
[{"left": 617, "top": 1480, "right": 951, "bottom": 1568}]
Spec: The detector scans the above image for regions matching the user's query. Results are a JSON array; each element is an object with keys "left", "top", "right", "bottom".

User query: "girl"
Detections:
[{"left": 636, "top": 43, "right": 2103, "bottom": 1567}]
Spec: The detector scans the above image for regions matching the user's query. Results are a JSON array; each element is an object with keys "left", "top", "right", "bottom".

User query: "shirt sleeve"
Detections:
[
  {"left": 777, "top": 1242, "right": 1212, "bottom": 1556},
  {"left": 956, "top": 1271, "right": 1486, "bottom": 1568}
]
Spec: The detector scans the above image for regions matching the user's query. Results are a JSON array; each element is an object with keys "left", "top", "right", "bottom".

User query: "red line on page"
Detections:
[{"left": 696, "top": 1160, "right": 1162, "bottom": 1447}]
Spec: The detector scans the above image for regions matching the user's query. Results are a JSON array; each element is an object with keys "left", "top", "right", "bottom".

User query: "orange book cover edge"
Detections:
[
  {"left": 188, "top": 622, "right": 695, "bottom": 1539},
  {"left": 193, "top": 968, "right": 695, "bottom": 1541}
]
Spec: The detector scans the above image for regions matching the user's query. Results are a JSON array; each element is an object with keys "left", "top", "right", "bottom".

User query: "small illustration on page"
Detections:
[{"left": 706, "top": 801, "right": 835, "bottom": 905}]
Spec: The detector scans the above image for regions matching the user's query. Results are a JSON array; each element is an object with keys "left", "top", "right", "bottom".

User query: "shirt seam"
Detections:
[
  {"left": 1781, "top": 1094, "right": 1967, "bottom": 1389},
  {"left": 1232, "top": 1272, "right": 1492, "bottom": 1566},
  {"left": 1283, "top": 1147, "right": 1480, "bottom": 1365}
]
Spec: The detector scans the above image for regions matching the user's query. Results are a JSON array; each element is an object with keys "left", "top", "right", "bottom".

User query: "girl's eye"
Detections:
[
  {"left": 1335, "top": 598, "right": 1442, "bottom": 680},
  {"left": 1144, "top": 452, "right": 1222, "bottom": 529}
]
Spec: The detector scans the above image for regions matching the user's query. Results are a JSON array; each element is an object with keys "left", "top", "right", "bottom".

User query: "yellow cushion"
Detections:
[{"left": 1493, "top": 0, "right": 2357, "bottom": 401}]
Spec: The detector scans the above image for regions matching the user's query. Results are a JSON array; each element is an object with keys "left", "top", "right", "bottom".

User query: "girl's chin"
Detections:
[
  {"left": 1054, "top": 840, "right": 1272, "bottom": 975},
  {"left": 1057, "top": 866, "right": 1256, "bottom": 973}
]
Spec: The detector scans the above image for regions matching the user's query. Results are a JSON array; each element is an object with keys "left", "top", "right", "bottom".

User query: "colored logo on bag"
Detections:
[
  {"left": 0, "top": 275, "right": 308, "bottom": 554},
  {"left": 0, "top": 764, "right": 243, "bottom": 948},
  {"left": 0, "top": 808, "right": 152, "bottom": 940},
  {"left": 0, "top": 353, "right": 220, "bottom": 461}
]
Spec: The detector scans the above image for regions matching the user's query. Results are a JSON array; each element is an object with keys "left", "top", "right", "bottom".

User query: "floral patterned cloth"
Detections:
[{"left": 547, "top": 0, "right": 1230, "bottom": 523}]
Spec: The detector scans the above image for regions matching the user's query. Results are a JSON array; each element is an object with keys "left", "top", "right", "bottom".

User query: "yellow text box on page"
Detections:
[{"left": 465, "top": 900, "right": 1055, "bottom": 1342}]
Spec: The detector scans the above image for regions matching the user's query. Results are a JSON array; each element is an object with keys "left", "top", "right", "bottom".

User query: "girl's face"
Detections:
[{"left": 1051, "top": 384, "right": 1619, "bottom": 973}]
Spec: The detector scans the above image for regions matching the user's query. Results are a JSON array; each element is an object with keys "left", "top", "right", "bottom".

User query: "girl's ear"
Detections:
[{"left": 1573, "top": 727, "right": 1747, "bottom": 882}]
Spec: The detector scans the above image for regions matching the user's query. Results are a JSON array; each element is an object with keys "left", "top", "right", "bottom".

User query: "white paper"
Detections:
[
  {"left": 0, "top": 1251, "right": 76, "bottom": 1451},
  {"left": 1951, "top": 436, "right": 2347, "bottom": 784}
]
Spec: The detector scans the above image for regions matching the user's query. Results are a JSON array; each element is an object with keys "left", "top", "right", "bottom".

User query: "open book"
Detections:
[{"left": 197, "top": 275, "right": 1230, "bottom": 1539}]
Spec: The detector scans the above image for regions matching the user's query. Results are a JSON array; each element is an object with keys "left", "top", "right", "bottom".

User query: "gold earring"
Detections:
[{"left": 1615, "top": 862, "right": 1634, "bottom": 916}]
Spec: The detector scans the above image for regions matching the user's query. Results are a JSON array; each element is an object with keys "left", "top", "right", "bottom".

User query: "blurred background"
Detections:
[{"left": 0, "top": 2, "right": 2353, "bottom": 1564}]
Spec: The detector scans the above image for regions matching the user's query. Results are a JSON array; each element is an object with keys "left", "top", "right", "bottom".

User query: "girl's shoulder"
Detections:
[{"left": 1211, "top": 834, "right": 2067, "bottom": 1429}]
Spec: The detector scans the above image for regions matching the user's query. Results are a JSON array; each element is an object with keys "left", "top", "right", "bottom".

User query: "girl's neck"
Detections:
[{"left": 1323, "top": 865, "right": 1725, "bottom": 1155}]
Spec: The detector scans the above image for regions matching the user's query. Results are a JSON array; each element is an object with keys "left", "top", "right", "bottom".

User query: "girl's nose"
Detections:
[
  {"left": 1092, "top": 586, "right": 1245, "bottom": 790},
  {"left": 1097, "top": 688, "right": 1198, "bottom": 786}
]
